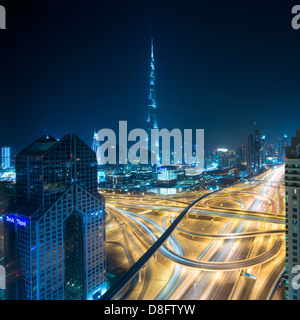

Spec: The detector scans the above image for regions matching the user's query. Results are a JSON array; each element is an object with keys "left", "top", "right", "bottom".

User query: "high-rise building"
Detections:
[
  {"left": 285, "top": 129, "right": 300, "bottom": 301},
  {"left": 204, "top": 150, "right": 213, "bottom": 170},
  {"left": 216, "top": 148, "right": 229, "bottom": 169},
  {"left": 277, "top": 137, "right": 286, "bottom": 164},
  {"left": 3, "top": 134, "right": 106, "bottom": 300},
  {"left": 246, "top": 134, "right": 254, "bottom": 175},
  {"left": 1, "top": 146, "right": 11, "bottom": 170},
  {"left": 260, "top": 135, "right": 267, "bottom": 165},
  {"left": 254, "top": 129, "right": 261, "bottom": 172},
  {"left": 267, "top": 144, "right": 276, "bottom": 158},
  {"left": 91, "top": 129, "right": 101, "bottom": 155},
  {"left": 236, "top": 145, "right": 246, "bottom": 163},
  {"left": 246, "top": 130, "right": 262, "bottom": 175},
  {"left": 284, "top": 134, "right": 288, "bottom": 148},
  {"left": 146, "top": 38, "right": 158, "bottom": 138}
]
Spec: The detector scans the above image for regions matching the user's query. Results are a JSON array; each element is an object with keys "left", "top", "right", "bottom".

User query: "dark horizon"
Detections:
[{"left": 1, "top": 0, "right": 300, "bottom": 155}]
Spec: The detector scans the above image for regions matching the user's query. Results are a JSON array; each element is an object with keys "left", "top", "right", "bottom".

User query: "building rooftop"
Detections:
[{"left": 18, "top": 135, "right": 58, "bottom": 157}]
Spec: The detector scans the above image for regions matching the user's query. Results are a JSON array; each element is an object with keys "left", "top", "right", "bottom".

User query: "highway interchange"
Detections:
[{"left": 104, "top": 166, "right": 285, "bottom": 300}]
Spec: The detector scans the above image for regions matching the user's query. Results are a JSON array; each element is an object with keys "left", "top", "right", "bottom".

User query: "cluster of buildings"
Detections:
[
  {"left": 245, "top": 129, "right": 287, "bottom": 175},
  {"left": 203, "top": 130, "right": 288, "bottom": 178},
  {"left": 94, "top": 156, "right": 207, "bottom": 195},
  {"left": 0, "top": 128, "right": 296, "bottom": 300},
  {"left": 88, "top": 39, "right": 288, "bottom": 196},
  {"left": 205, "top": 148, "right": 245, "bottom": 172},
  {"left": 92, "top": 128, "right": 287, "bottom": 194},
  {"left": 90, "top": 40, "right": 208, "bottom": 195},
  {"left": 203, "top": 131, "right": 287, "bottom": 178}
]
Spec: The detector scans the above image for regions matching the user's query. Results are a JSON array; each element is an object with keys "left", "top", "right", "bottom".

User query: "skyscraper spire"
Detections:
[
  {"left": 151, "top": 37, "right": 154, "bottom": 60},
  {"left": 146, "top": 38, "right": 158, "bottom": 135}
]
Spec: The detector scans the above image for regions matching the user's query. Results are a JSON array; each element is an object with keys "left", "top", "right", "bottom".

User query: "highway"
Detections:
[{"left": 103, "top": 165, "right": 286, "bottom": 300}]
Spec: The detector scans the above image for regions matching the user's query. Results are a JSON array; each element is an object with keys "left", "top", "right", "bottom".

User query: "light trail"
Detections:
[
  {"left": 112, "top": 206, "right": 283, "bottom": 271},
  {"left": 103, "top": 166, "right": 285, "bottom": 300}
]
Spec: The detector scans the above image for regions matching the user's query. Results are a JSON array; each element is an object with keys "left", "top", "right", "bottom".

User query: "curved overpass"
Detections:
[
  {"left": 100, "top": 179, "right": 282, "bottom": 300},
  {"left": 122, "top": 210, "right": 283, "bottom": 271},
  {"left": 100, "top": 186, "right": 230, "bottom": 300},
  {"left": 175, "top": 225, "right": 285, "bottom": 239},
  {"left": 109, "top": 202, "right": 285, "bottom": 224}
]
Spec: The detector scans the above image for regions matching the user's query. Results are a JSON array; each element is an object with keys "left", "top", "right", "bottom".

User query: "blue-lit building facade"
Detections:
[
  {"left": 3, "top": 134, "right": 106, "bottom": 300},
  {"left": 254, "top": 129, "right": 261, "bottom": 172},
  {"left": 91, "top": 130, "right": 101, "bottom": 154},
  {"left": 260, "top": 135, "right": 267, "bottom": 165},
  {"left": 157, "top": 166, "right": 178, "bottom": 187},
  {"left": 246, "top": 129, "right": 261, "bottom": 175},
  {"left": 1, "top": 146, "right": 11, "bottom": 170}
]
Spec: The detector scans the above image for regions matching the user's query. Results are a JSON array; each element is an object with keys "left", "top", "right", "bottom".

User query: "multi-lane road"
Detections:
[{"left": 104, "top": 166, "right": 285, "bottom": 300}]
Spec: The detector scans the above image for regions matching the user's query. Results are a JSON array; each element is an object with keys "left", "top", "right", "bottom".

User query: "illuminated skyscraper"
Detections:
[
  {"left": 4, "top": 134, "right": 106, "bottom": 300},
  {"left": 254, "top": 129, "right": 261, "bottom": 172},
  {"left": 246, "top": 134, "right": 254, "bottom": 175},
  {"left": 260, "top": 135, "right": 267, "bottom": 165},
  {"left": 91, "top": 129, "right": 100, "bottom": 154},
  {"left": 267, "top": 144, "right": 276, "bottom": 158},
  {"left": 284, "top": 134, "right": 288, "bottom": 148},
  {"left": 277, "top": 136, "right": 288, "bottom": 164},
  {"left": 285, "top": 129, "right": 300, "bottom": 300},
  {"left": 146, "top": 38, "right": 158, "bottom": 137},
  {"left": 1, "top": 146, "right": 11, "bottom": 170},
  {"left": 247, "top": 130, "right": 261, "bottom": 175},
  {"left": 236, "top": 145, "right": 245, "bottom": 163}
]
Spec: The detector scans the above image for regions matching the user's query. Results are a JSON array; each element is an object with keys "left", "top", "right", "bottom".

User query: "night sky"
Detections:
[{"left": 1, "top": 0, "right": 300, "bottom": 155}]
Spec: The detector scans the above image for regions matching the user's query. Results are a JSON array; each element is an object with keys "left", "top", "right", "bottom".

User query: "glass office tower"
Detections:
[{"left": 3, "top": 134, "right": 106, "bottom": 300}]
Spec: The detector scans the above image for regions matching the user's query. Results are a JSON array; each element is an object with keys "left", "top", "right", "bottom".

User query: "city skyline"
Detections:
[{"left": 1, "top": 0, "right": 299, "bottom": 155}]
